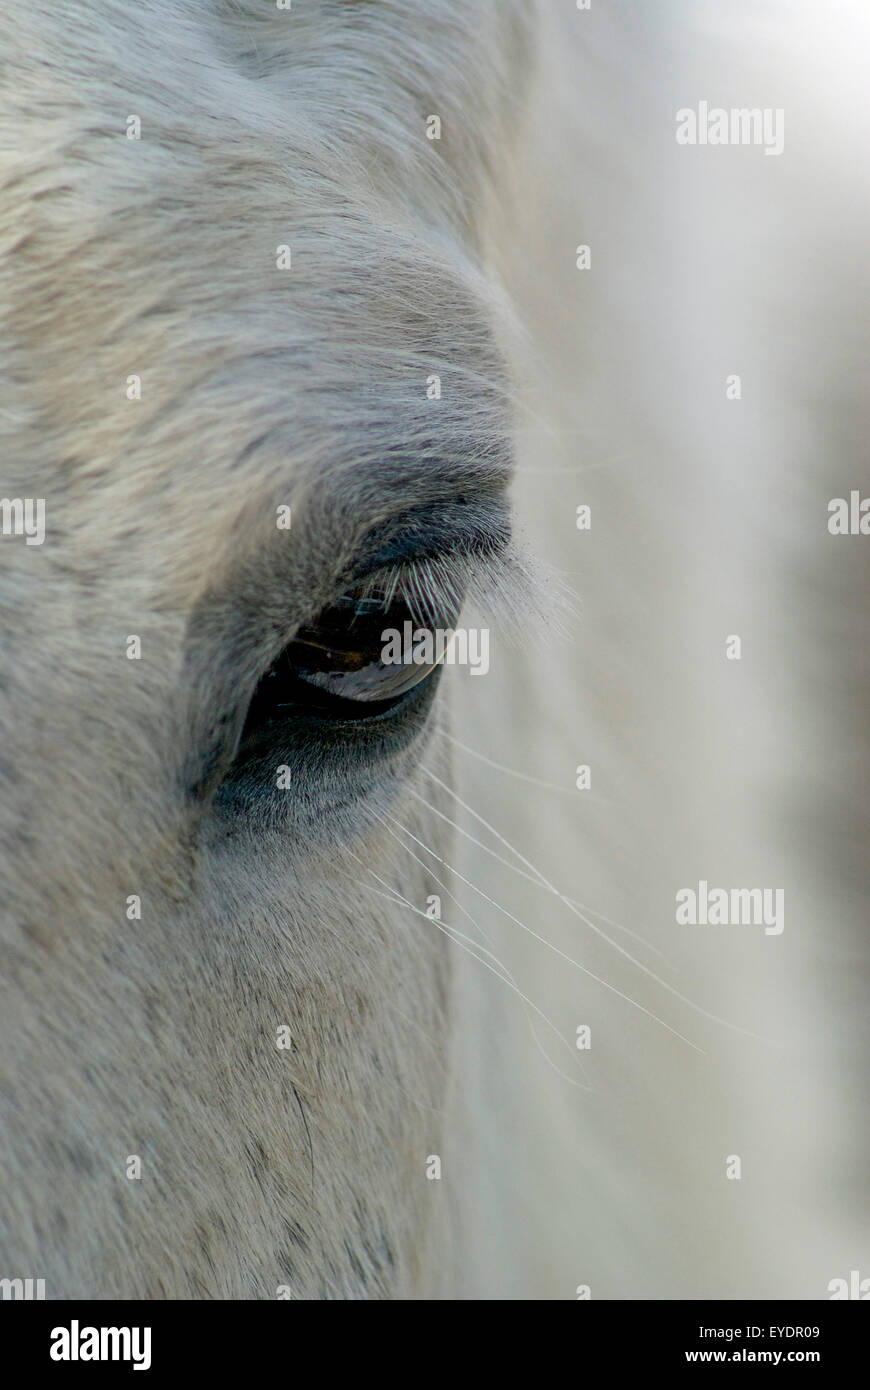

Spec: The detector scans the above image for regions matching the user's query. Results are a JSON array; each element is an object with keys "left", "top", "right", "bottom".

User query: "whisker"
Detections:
[
  {"left": 435, "top": 729, "right": 580, "bottom": 795},
  {"left": 416, "top": 770, "right": 766, "bottom": 1043},
  {"left": 391, "top": 795, "right": 706, "bottom": 1052},
  {"left": 373, "top": 810, "right": 596, "bottom": 1085},
  {"left": 344, "top": 852, "right": 593, "bottom": 1090},
  {"left": 370, "top": 806, "right": 494, "bottom": 946},
  {"left": 408, "top": 778, "right": 672, "bottom": 964}
]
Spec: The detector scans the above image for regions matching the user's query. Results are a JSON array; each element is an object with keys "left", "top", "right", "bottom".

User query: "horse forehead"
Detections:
[
  {"left": 0, "top": 211, "right": 507, "bottom": 610},
  {"left": 0, "top": 5, "right": 517, "bottom": 611}
]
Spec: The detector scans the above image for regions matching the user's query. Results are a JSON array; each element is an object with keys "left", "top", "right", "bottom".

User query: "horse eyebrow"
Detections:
[
  {"left": 335, "top": 494, "right": 513, "bottom": 628},
  {"left": 349, "top": 495, "right": 512, "bottom": 582}
]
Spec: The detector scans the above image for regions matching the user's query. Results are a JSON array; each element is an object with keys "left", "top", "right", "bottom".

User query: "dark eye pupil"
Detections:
[
  {"left": 292, "top": 600, "right": 401, "bottom": 679},
  {"left": 286, "top": 594, "right": 451, "bottom": 703},
  {"left": 239, "top": 588, "right": 459, "bottom": 741}
]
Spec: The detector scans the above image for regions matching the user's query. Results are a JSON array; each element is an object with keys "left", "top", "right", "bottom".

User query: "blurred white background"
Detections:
[{"left": 442, "top": 0, "right": 869, "bottom": 1298}]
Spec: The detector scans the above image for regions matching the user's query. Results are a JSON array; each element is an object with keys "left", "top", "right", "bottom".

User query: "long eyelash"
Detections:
[{"left": 347, "top": 543, "right": 575, "bottom": 641}]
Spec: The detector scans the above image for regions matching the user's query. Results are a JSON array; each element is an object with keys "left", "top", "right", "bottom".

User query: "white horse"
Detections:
[{"left": 0, "top": 0, "right": 866, "bottom": 1298}]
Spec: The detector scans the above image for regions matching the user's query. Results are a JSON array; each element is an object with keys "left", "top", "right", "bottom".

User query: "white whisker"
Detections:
[
  {"left": 374, "top": 810, "right": 596, "bottom": 1085},
  {"left": 435, "top": 728, "right": 580, "bottom": 795},
  {"left": 409, "top": 778, "right": 672, "bottom": 963},
  {"left": 344, "top": 850, "right": 593, "bottom": 1090},
  {"left": 416, "top": 769, "right": 766, "bottom": 1043},
  {"left": 393, "top": 793, "right": 706, "bottom": 1052}
]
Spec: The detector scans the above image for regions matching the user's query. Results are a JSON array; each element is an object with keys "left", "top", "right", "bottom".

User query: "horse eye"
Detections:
[{"left": 249, "top": 589, "right": 460, "bottom": 724}]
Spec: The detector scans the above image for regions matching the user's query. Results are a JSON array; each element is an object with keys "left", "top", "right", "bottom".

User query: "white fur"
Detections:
[{"left": 0, "top": 0, "right": 866, "bottom": 1300}]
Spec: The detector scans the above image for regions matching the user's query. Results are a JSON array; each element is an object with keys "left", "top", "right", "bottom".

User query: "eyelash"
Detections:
[
  {"left": 345, "top": 554, "right": 470, "bottom": 628},
  {"left": 345, "top": 540, "right": 554, "bottom": 651}
]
